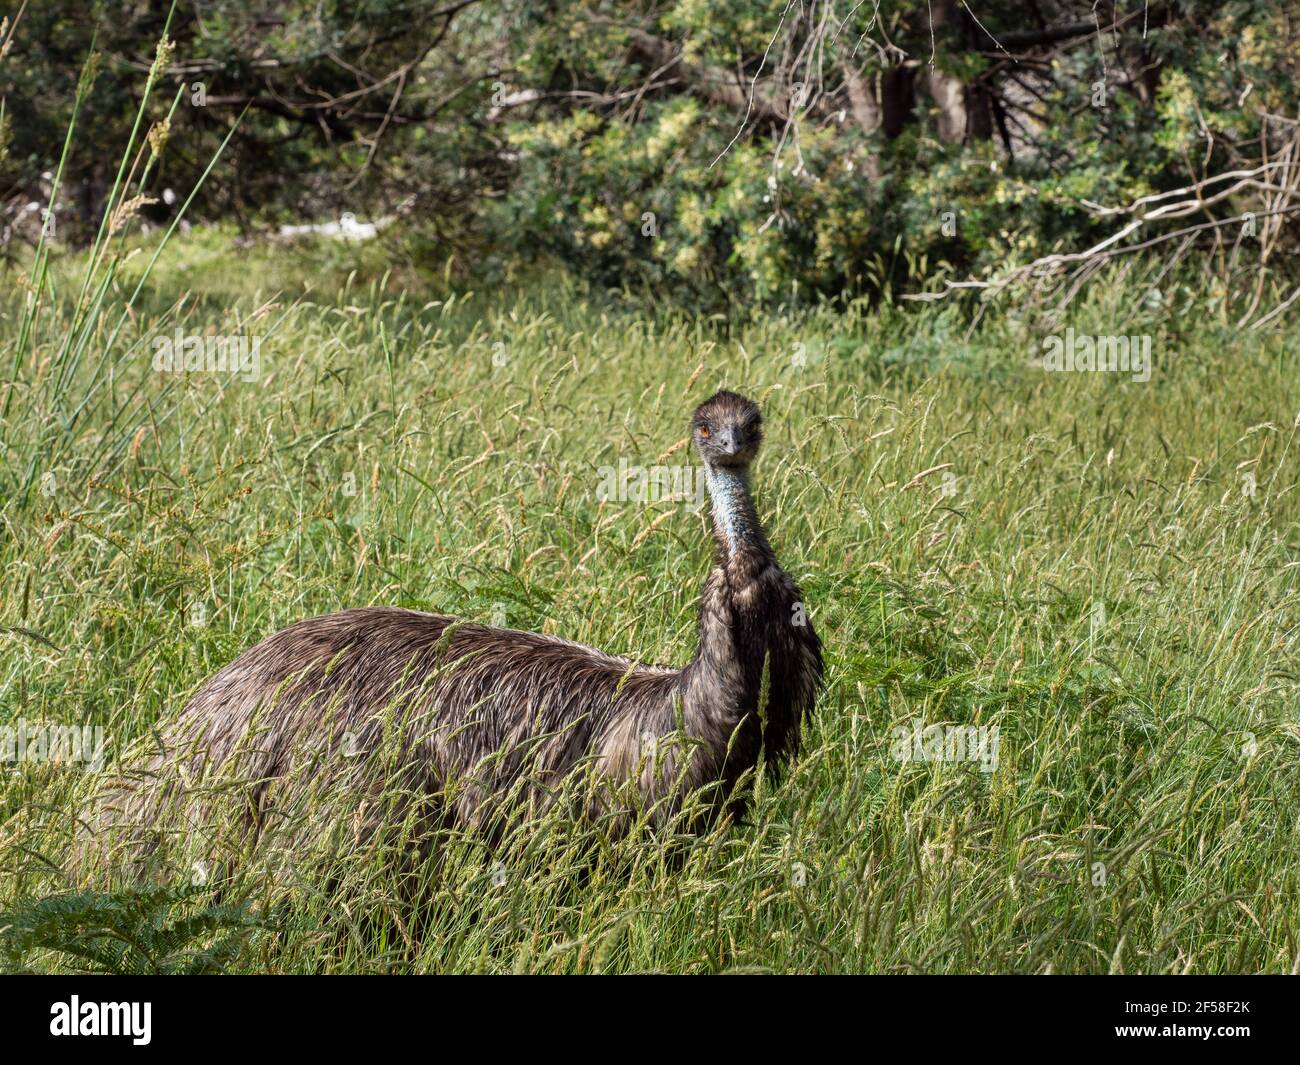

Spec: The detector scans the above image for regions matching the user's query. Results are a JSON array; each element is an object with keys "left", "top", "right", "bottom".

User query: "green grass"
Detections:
[{"left": 1, "top": 228, "right": 1298, "bottom": 973}]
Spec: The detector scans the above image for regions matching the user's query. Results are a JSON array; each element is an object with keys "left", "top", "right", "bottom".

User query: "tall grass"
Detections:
[
  {"left": 2, "top": 231, "right": 1297, "bottom": 971},
  {"left": 1, "top": 27, "right": 1298, "bottom": 974}
]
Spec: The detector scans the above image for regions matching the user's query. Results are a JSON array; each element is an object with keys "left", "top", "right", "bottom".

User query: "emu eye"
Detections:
[{"left": 698, "top": 426, "right": 711, "bottom": 439}]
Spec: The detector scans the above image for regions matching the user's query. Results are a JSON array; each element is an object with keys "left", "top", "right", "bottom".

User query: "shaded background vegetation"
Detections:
[{"left": 4, "top": 1, "right": 1300, "bottom": 304}]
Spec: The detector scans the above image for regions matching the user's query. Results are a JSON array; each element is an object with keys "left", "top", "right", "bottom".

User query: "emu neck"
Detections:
[
  {"left": 706, "top": 464, "right": 767, "bottom": 556},
  {"left": 680, "top": 462, "right": 782, "bottom": 775}
]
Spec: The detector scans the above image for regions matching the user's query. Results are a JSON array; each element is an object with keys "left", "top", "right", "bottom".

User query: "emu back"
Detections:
[{"left": 74, "top": 391, "right": 822, "bottom": 882}]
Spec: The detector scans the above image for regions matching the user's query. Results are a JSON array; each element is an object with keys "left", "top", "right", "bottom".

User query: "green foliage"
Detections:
[
  {"left": 495, "top": 1, "right": 1300, "bottom": 303},
  {"left": 5, "top": 3, "right": 1299, "bottom": 302},
  {"left": 2, "top": 231, "right": 1299, "bottom": 972},
  {"left": 0, "top": 1, "right": 506, "bottom": 243},
  {"left": 0, "top": 885, "right": 264, "bottom": 975}
]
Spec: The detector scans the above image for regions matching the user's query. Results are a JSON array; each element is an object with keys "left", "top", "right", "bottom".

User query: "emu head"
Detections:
[{"left": 692, "top": 391, "right": 763, "bottom": 469}]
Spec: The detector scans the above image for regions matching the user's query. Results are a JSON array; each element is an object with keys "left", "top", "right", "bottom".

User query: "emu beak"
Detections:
[{"left": 717, "top": 427, "right": 741, "bottom": 455}]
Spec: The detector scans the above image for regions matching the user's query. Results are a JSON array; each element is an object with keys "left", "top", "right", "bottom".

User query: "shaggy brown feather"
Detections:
[{"left": 74, "top": 391, "right": 822, "bottom": 880}]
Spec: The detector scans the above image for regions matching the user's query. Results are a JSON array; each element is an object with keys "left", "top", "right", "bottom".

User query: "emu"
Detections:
[{"left": 78, "top": 391, "right": 822, "bottom": 878}]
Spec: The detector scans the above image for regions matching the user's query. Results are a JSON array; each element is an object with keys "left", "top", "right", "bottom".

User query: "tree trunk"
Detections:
[
  {"left": 927, "top": 67, "right": 968, "bottom": 143},
  {"left": 880, "top": 64, "right": 916, "bottom": 138},
  {"left": 842, "top": 63, "right": 883, "bottom": 179}
]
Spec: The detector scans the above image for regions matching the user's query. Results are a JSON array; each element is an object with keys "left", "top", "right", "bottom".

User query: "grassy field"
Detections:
[{"left": 1, "top": 226, "right": 1298, "bottom": 973}]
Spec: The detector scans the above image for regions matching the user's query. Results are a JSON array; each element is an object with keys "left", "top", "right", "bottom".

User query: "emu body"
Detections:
[{"left": 79, "top": 392, "right": 821, "bottom": 874}]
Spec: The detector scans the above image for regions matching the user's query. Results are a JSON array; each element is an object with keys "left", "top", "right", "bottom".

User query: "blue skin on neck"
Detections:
[{"left": 705, "top": 463, "right": 754, "bottom": 549}]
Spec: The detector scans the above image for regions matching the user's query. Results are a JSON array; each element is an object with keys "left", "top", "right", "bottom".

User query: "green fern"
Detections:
[{"left": 0, "top": 884, "right": 264, "bottom": 975}]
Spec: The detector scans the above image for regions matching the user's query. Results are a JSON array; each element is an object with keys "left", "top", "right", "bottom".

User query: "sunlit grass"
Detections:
[{"left": 1, "top": 220, "right": 1297, "bottom": 972}]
